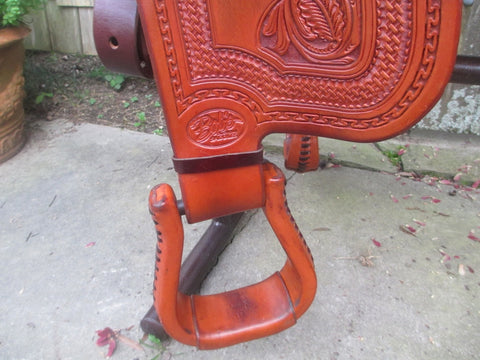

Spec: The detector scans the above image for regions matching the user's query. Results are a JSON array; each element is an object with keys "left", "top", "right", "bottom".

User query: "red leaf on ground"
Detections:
[
  {"left": 468, "top": 230, "right": 480, "bottom": 242},
  {"left": 96, "top": 327, "right": 117, "bottom": 357},
  {"left": 405, "top": 225, "right": 416, "bottom": 233},
  {"left": 472, "top": 179, "right": 480, "bottom": 189},
  {"left": 96, "top": 328, "right": 114, "bottom": 345},
  {"left": 413, "top": 219, "right": 426, "bottom": 226},
  {"left": 402, "top": 194, "right": 413, "bottom": 200},
  {"left": 86, "top": 242, "right": 96, "bottom": 248},
  {"left": 400, "top": 225, "right": 416, "bottom": 236},
  {"left": 467, "top": 265, "right": 475, "bottom": 273},
  {"left": 438, "top": 249, "right": 451, "bottom": 263},
  {"left": 391, "top": 195, "right": 399, "bottom": 203},
  {"left": 107, "top": 339, "right": 116, "bottom": 357},
  {"left": 422, "top": 195, "right": 441, "bottom": 203},
  {"left": 372, "top": 238, "right": 382, "bottom": 247}
]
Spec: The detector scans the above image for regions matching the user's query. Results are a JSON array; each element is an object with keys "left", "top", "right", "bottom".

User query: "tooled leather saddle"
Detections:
[{"left": 94, "top": 0, "right": 462, "bottom": 349}]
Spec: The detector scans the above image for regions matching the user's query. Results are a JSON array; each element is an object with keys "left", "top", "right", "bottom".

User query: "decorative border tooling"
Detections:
[{"left": 155, "top": 0, "right": 440, "bottom": 131}]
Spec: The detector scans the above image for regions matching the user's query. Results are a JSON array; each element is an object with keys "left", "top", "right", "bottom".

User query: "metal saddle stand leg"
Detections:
[{"left": 93, "top": 0, "right": 478, "bottom": 350}]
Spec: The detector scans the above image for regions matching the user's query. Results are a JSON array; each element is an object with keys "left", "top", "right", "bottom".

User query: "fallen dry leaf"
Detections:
[
  {"left": 468, "top": 230, "right": 480, "bottom": 242},
  {"left": 117, "top": 334, "right": 144, "bottom": 352},
  {"left": 421, "top": 195, "right": 441, "bottom": 204},
  {"left": 95, "top": 327, "right": 143, "bottom": 358},
  {"left": 472, "top": 179, "right": 480, "bottom": 189},
  {"left": 439, "top": 249, "right": 451, "bottom": 263},
  {"left": 433, "top": 211, "right": 450, "bottom": 217},
  {"left": 96, "top": 328, "right": 116, "bottom": 358},
  {"left": 372, "top": 238, "right": 382, "bottom": 247},
  {"left": 400, "top": 224, "right": 416, "bottom": 236},
  {"left": 312, "top": 227, "right": 331, "bottom": 232}
]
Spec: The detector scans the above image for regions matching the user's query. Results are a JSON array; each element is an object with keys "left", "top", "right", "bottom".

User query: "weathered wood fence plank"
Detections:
[
  {"left": 24, "top": 0, "right": 97, "bottom": 55},
  {"left": 79, "top": 8, "right": 95, "bottom": 55}
]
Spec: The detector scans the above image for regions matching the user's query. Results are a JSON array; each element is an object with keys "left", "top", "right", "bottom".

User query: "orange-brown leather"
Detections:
[
  {"left": 137, "top": 0, "right": 461, "bottom": 221},
  {"left": 150, "top": 162, "right": 316, "bottom": 349},
  {"left": 284, "top": 134, "right": 320, "bottom": 172},
  {"left": 135, "top": 0, "right": 462, "bottom": 349}
]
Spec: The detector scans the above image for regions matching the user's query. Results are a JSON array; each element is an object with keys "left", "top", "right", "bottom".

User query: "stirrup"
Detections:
[{"left": 149, "top": 162, "right": 316, "bottom": 349}]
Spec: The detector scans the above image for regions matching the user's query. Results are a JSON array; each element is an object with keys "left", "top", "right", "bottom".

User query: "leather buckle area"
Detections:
[
  {"left": 149, "top": 162, "right": 317, "bottom": 349},
  {"left": 174, "top": 148, "right": 265, "bottom": 223}
]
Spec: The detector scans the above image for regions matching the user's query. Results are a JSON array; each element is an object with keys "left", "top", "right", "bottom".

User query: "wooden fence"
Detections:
[{"left": 24, "top": 0, "right": 96, "bottom": 55}]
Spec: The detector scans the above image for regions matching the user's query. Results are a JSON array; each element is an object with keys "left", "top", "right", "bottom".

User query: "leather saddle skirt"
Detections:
[{"left": 136, "top": 0, "right": 461, "bottom": 222}]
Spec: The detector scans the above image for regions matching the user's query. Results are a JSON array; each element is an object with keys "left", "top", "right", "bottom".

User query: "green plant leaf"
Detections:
[
  {"left": 136, "top": 112, "right": 146, "bottom": 122},
  {"left": 34, "top": 91, "right": 53, "bottom": 104},
  {"left": 0, "top": 0, "right": 47, "bottom": 27},
  {"left": 148, "top": 334, "right": 162, "bottom": 345}
]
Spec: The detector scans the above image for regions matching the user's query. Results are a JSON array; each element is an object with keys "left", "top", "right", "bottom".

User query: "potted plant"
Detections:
[{"left": 0, "top": 0, "right": 46, "bottom": 163}]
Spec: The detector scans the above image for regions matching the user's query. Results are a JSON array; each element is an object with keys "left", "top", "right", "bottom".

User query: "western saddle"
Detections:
[{"left": 94, "top": 0, "right": 468, "bottom": 349}]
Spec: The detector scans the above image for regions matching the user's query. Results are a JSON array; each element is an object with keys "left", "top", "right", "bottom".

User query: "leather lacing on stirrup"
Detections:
[{"left": 149, "top": 161, "right": 316, "bottom": 349}]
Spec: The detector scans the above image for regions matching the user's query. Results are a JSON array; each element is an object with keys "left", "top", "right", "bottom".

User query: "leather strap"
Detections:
[
  {"left": 93, "top": 0, "right": 152, "bottom": 78},
  {"left": 173, "top": 148, "right": 264, "bottom": 174}
]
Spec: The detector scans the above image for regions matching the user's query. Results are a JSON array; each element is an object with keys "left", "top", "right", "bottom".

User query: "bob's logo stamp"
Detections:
[{"left": 187, "top": 109, "right": 246, "bottom": 147}]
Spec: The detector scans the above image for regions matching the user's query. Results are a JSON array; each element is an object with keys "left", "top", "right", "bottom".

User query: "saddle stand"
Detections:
[{"left": 94, "top": 0, "right": 465, "bottom": 349}]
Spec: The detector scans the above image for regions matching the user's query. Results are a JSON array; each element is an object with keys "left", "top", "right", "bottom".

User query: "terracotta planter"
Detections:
[{"left": 0, "top": 26, "right": 30, "bottom": 164}]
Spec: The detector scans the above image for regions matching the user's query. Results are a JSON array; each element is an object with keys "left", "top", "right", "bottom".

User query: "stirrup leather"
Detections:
[{"left": 149, "top": 162, "right": 316, "bottom": 349}]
